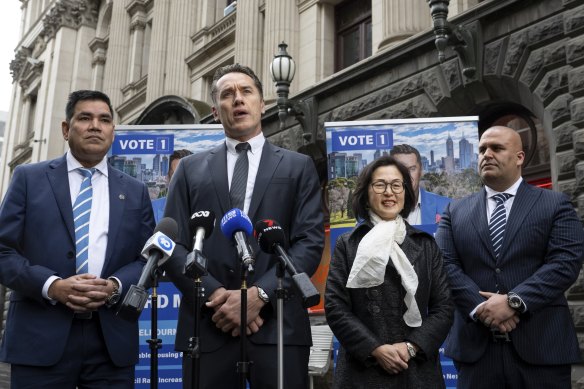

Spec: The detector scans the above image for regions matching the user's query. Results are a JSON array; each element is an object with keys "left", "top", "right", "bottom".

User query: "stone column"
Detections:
[
  {"left": 128, "top": 19, "right": 146, "bottom": 83},
  {"left": 146, "top": 0, "right": 171, "bottom": 104},
  {"left": 164, "top": 0, "right": 196, "bottom": 98},
  {"left": 263, "top": 0, "right": 299, "bottom": 102},
  {"left": 373, "top": 0, "right": 431, "bottom": 51},
  {"left": 234, "top": 0, "right": 263, "bottom": 74},
  {"left": 102, "top": 0, "right": 131, "bottom": 108}
]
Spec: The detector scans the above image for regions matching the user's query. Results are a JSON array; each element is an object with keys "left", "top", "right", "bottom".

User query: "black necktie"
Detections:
[{"left": 230, "top": 142, "right": 250, "bottom": 210}]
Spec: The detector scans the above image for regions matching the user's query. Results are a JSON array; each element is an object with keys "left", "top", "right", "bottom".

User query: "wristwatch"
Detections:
[
  {"left": 257, "top": 287, "right": 270, "bottom": 304},
  {"left": 405, "top": 342, "right": 417, "bottom": 358},
  {"left": 507, "top": 292, "right": 524, "bottom": 312},
  {"left": 105, "top": 278, "right": 121, "bottom": 308}
]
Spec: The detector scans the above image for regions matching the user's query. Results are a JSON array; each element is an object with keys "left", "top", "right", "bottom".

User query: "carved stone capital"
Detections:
[{"left": 41, "top": 0, "right": 99, "bottom": 40}]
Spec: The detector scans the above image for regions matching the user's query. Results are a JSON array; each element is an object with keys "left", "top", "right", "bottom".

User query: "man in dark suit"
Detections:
[
  {"left": 436, "top": 126, "right": 584, "bottom": 388},
  {"left": 0, "top": 90, "right": 155, "bottom": 388},
  {"left": 163, "top": 64, "right": 324, "bottom": 388}
]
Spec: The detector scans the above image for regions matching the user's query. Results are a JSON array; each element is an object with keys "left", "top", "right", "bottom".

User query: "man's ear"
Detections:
[
  {"left": 212, "top": 106, "right": 220, "bottom": 123},
  {"left": 61, "top": 121, "right": 69, "bottom": 140}
]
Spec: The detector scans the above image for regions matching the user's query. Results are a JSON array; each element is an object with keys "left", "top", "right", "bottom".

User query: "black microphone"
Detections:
[
  {"left": 184, "top": 210, "right": 215, "bottom": 278},
  {"left": 117, "top": 217, "right": 178, "bottom": 321},
  {"left": 254, "top": 219, "right": 321, "bottom": 308},
  {"left": 220, "top": 208, "right": 255, "bottom": 272}
]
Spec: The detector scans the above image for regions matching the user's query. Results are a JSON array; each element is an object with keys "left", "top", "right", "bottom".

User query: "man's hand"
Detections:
[
  {"left": 206, "top": 286, "right": 266, "bottom": 336},
  {"left": 371, "top": 343, "right": 409, "bottom": 374},
  {"left": 477, "top": 291, "right": 518, "bottom": 332},
  {"left": 48, "top": 274, "right": 110, "bottom": 312}
]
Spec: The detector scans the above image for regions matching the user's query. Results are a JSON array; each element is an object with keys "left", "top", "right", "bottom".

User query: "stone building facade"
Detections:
[{"left": 1, "top": 0, "right": 583, "bottom": 387}]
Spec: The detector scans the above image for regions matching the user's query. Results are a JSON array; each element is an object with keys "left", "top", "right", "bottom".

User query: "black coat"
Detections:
[{"left": 325, "top": 222, "right": 453, "bottom": 389}]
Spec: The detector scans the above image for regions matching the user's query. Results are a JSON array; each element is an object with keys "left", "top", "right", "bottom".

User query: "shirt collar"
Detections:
[
  {"left": 66, "top": 151, "right": 109, "bottom": 177},
  {"left": 225, "top": 132, "right": 265, "bottom": 155},
  {"left": 485, "top": 176, "right": 522, "bottom": 198}
]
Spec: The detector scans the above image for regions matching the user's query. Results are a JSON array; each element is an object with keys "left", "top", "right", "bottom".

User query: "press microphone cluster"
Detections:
[
  {"left": 220, "top": 208, "right": 255, "bottom": 272},
  {"left": 184, "top": 210, "right": 216, "bottom": 278},
  {"left": 254, "top": 219, "right": 321, "bottom": 308},
  {"left": 117, "top": 217, "right": 178, "bottom": 321}
]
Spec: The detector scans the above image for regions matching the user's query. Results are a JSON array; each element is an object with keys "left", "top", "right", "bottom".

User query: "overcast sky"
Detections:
[{"left": 0, "top": 2, "right": 22, "bottom": 112}]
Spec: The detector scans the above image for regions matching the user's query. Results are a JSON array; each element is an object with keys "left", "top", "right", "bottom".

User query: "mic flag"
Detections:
[
  {"left": 220, "top": 208, "right": 255, "bottom": 270},
  {"left": 184, "top": 210, "right": 216, "bottom": 278}
]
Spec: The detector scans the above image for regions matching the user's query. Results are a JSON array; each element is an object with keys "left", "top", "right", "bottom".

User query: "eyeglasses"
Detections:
[{"left": 371, "top": 180, "right": 404, "bottom": 194}]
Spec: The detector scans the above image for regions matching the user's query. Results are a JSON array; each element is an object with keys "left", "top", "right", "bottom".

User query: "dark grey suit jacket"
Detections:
[
  {"left": 0, "top": 155, "right": 155, "bottom": 366},
  {"left": 163, "top": 141, "right": 324, "bottom": 352},
  {"left": 436, "top": 181, "right": 583, "bottom": 365}
]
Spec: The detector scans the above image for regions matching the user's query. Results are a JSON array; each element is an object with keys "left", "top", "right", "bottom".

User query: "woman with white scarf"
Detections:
[{"left": 325, "top": 156, "right": 454, "bottom": 389}]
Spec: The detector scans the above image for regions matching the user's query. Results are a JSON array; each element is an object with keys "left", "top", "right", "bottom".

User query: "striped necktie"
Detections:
[
  {"left": 230, "top": 142, "right": 250, "bottom": 210},
  {"left": 489, "top": 193, "right": 512, "bottom": 258},
  {"left": 73, "top": 168, "right": 96, "bottom": 274}
]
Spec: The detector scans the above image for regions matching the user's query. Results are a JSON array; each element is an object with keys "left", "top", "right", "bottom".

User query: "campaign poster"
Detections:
[
  {"left": 326, "top": 117, "right": 480, "bottom": 388},
  {"left": 109, "top": 124, "right": 225, "bottom": 388}
]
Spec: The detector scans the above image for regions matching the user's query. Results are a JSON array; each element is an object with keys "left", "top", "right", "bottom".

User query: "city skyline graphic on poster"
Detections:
[{"left": 109, "top": 126, "right": 224, "bottom": 201}]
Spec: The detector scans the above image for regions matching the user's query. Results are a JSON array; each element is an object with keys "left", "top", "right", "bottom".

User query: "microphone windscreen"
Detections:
[
  {"left": 155, "top": 217, "right": 178, "bottom": 241},
  {"left": 254, "top": 219, "right": 287, "bottom": 253},
  {"left": 189, "top": 210, "right": 216, "bottom": 237},
  {"left": 220, "top": 208, "right": 253, "bottom": 237}
]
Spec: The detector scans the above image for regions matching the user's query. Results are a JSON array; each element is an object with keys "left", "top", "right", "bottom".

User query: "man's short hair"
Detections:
[
  {"left": 169, "top": 149, "right": 193, "bottom": 166},
  {"left": 65, "top": 90, "right": 114, "bottom": 123},
  {"left": 390, "top": 144, "right": 422, "bottom": 166},
  {"left": 210, "top": 63, "right": 264, "bottom": 103}
]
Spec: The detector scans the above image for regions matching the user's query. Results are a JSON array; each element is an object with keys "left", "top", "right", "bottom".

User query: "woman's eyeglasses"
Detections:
[{"left": 370, "top": 180, "right": 404, "bottom": 194}]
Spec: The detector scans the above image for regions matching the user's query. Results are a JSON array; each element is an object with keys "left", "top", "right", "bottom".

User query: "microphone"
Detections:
[
  {"left": 117, "top": 217, "right": 178, "bottom": 321},
  {"left": 184, "top": 210, "right": 216, "bottom": 278},
  {"left": 254, "top": 219, "right": 321, "bottom": 308},
  {"left": 220, "top": 208, "right": 255, "bottom": 272}
]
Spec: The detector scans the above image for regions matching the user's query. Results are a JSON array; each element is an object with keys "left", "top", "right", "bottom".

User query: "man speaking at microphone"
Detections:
[
  {"left": 163, "top": 64, "right": 324, "bottom": 388},
  {"left": 0, "top": 90, "right": 155, "bottom": 388}
]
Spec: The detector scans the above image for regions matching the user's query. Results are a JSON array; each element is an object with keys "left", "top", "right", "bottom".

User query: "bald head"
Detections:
[{"left": 478, "top": 126, "right": 525, "bottom": 192}]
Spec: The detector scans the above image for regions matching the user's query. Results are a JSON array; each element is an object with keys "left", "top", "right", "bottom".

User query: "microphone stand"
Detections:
[
  {"left": 147, "top": 268, "right": 163, "bottom": 389},
  {"left": 185, "top": 250, "right": 208, "bottom": 389},
  {"left": 275, "top": 261, "right": 286, "bottom": 389},
  {"left": 237, "top": 261, "right": 254, "bottom": 389}
]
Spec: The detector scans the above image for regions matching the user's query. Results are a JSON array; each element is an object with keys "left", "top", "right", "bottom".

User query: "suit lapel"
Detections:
[
  {"left": 104, "top": 165, "right": 126, "bottom": 270},
  {"left": 498, "top": 182, "right": 539, "bottom": 264},
  {"left": 46, "top": 156, "right": 75, "bottom": 244},
  {"left": 248, "top": 142, "right": 282, "bottom": 221},
  {"left": 469, "top": 189, "right": 496, "bottom": 259},
  {"left": 209, "top": 144, "right": 231, "bottom": 216}
]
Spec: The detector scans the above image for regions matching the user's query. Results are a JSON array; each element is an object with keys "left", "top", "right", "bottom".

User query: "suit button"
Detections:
[
  {"left": 495, "top": 268, "right": 501, "bottom": 273},
  {"left": 370, "top": 290, "right": 379, "bottom": 297},
  {"left": 67, "top": 251, "right": 74, "bottom": 259},
  {"left": 368, "top": 304, "right": 381, "bottom": 314}
]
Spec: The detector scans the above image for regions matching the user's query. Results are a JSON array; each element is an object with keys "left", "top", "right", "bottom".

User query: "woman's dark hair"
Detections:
[{"left": 351, "top": 155, "right": 415, "bottom": 223}]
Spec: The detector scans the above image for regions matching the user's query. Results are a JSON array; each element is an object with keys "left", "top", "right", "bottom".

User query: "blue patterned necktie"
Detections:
[
  {"left": 489, "top": 193, "right": 512, "bottom": 258},
  {"left": 73, "top": 168, "right": 96, "bottom": 274},
  {"left": 230, "top": 142, "right": 251, "bottom": 210}
]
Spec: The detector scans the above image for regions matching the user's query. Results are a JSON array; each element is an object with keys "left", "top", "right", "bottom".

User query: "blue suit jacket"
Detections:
[
  {"left": 163, "top": 141, "right": 325, "bottom": 353},
  {"left": 420, "top": 188, "right": 451, "bottom": 225},
  {"left": 0, "top": 155, "right": 155, "bottom": 367},
  {"left": 435, "top": 181, "right": 583, "bottom": 365}
]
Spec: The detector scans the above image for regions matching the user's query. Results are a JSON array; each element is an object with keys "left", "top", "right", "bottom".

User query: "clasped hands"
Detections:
[
  {"left": 476, "top": 291, "right": 519, "bottom": 333},
  {"left": 371, "top": 342, "right": 416, "bottom": 375},
  {"left": 48, "top": 274, "right": 116, "bottom": 312},
  {"left": 206, "top": 286, "right": 266, "bottom": 337}
]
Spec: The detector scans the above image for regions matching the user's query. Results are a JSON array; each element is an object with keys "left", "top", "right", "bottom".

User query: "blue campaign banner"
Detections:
[
  {"left": 112, "top": 134, "right": 174, "bottom": 155},
  {"left": 331, "top": 129, "right": 393, "bottom": 151},
  {"left": 326, "top": 117, "right": 479, "bottom": 389}
]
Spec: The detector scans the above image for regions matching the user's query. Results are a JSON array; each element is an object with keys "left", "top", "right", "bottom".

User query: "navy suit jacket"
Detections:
[
  {"left": 163, "top": 141, "right": 324, "bottom": 352},
  {"left": 0, "top": 155, "right": 155, "bottom": 367},
  {"left": 435, "top": 181, "right": 583, "bottom": 365}
]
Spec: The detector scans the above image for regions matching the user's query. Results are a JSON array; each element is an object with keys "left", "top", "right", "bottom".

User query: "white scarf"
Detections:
[{"left": 346, "top": 212, "right": 422, "bottom": 327}]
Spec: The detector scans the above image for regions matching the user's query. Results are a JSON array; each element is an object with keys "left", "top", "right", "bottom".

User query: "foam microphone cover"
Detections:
[
  {"left": 189, "top": 210, "right": 216, "bottom": 237},
  {"left": 254, "top": 219, "right": 288, "bottom": 253},
  {"left": 220, "top": 208, "right": 253, "bottom": 237}
]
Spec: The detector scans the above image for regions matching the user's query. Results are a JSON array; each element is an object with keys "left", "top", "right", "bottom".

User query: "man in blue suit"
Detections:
[
  {"left": 391, "top": 144, "right": 451, "bottom": 229},
  {"left": 436, "top": 126, "right": 583, "bottom": 388},
  {"left": 0, "top": 90, "right": 155, "bottom": 388},
  {"left": 163, "top": 64, "right": 324, "bottom": 388}
]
